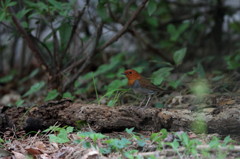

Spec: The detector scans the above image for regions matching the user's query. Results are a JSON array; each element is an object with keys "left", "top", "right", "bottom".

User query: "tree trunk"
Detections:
[{"left": 0, "top": 97, "right": 240, "bottom": 136}]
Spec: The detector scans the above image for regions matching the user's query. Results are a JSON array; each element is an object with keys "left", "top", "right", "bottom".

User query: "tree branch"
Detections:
[
  {"left": 10, "top": 11, "right": 51, "bottom": 74},
  {"left": 63, "top": 23, "right": 104, "bottom": 92},
  {"left": 97, "top": 0, "right": 149, "bottom": 52},
  {"left": 62, "top": 0, "right": 90, "bottom": 58}
]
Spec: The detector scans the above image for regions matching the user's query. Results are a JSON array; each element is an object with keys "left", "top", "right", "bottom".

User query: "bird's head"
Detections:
[{"left": 122, "top": 69, "right": 141, "bottom": 82}]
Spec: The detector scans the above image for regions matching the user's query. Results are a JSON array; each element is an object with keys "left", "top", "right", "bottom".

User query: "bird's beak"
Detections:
[{"left": 122, "top": 72, "right": 126, "bottom": 75}]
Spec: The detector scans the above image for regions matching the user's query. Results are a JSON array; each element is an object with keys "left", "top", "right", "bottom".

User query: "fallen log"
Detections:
[{"left": 0, "top": 97, "right": 240, "bottom": 135}]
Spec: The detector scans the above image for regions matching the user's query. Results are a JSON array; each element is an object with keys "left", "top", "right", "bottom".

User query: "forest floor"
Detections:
[{"left": 0, "top": 72, "right": 240, "bottom": 158}]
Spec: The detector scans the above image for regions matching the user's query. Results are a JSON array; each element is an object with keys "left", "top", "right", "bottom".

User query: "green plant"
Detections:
[
  {"left": 150, "top": 129, "right": 168, "bottom": 149},
  {"left": 123, "top": 150, "right": 139, "bottom": 159},
  {"left": 168, "top": 139, "right": 181, "bottom": 158},
  {"left": 167, "top": 23, "right": 190, "bottom": 42},
  {"left": 147, "top": 0, "right": 157, "bottom": 16},
  {"left": 0, "top": 0, "right": 17, "bottom": 21},
  {"left": 0, "top": 70, "right": 16, "bottom": 84},
  {"left": 44, "top": 89, "right": 59, "bottom": 101},
  {"left": 176, "top": 132, "right": 201, "bottom": 155},
  {"left": 77, "top": 132, "right": 108, "bottom": 148},
  {"left": 173, "top": 48, "right": 187, "bottom": 66},
  {"left": 105, "top": 138, "right": 131, "bottom": 152},
  {"left": 23, "top": 81, "right": 45, "bottom": 97},
  {"left": 44, "top": 126, "right": 74, "bottom": 144},
  {"left": 225, "top": 53, "right": 240, "bottom": 70},
  {"left": 62, "top": 92, "right": 75, "bottom": 100},
  {"left": 152, "top": 67, "right": 173, "bottom": 86},
  {"left": 15, "top": 99, "right": 25, "bottom": 107}
]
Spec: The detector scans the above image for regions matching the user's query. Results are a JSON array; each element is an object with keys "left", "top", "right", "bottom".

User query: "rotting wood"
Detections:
[{"left": 0, "top": 98, "right": 240, "bottom": 136}]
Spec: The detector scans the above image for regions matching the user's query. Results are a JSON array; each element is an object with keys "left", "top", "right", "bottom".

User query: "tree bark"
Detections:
[{"left": 0, "top": 97, "right": 240, "bottom": 136}]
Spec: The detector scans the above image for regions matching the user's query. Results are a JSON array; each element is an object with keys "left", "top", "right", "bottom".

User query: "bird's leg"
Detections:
[
  {"left": 139, "top": 96, "right": 147, "bottom": 107},
  {"left": 144, "top": 95, "right": 152, "bottom": 108}
]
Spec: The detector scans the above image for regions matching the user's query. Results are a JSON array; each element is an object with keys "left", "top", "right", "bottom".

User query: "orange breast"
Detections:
[{"left": 128, "top": 79, "right": 136, "bottom": 86}]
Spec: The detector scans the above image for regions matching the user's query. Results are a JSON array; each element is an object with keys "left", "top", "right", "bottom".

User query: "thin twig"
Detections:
[
  {"left": 62, "top": 0, "right": 90, "bottom": 58},
  {"left": 10, "top": 9, "right": 51, "bottom": 74},
  {"left": 97, "top": 0, "right": 149, "bottom": 52},
  {"left": 50, "top": 22, "right": 59, "bottom": 71},
  {"left": 30, "top": 35, "right": 53, "bottom": 61},
  {"left": 0, "top": 22, "right": 15, "bottom": 31},
  {"left": 120, "top": 0, "right": 135, "bottom": 23}
]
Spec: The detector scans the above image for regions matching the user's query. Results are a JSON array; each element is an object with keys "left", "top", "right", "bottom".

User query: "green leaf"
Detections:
[
  {"left": 105, "top": 138, "right": 131, "bottom": 150},
  {"left": 43, "top": 125, "right": 62, "bottom": 133},
  {"left": 16, "top": 99, "right": 25, "bottom": 107},
  {"left": 150, "top": 129, "right": 168, "bottom": 142},
  {"left": 23, "top": 81, "right": 45, "bottom": 97},
  {"left": 44, "top": 89, "right": 59, "bottom": 101},
  {"left": 229, "top": 22, "right": 240, "bottom": 33},
  {"left": 0, "top": 12, "right": 6, "bottom": 21},
  {"left": 35, "top": 1, "right": 48, "bottom": 13},
  {"left": 137, "top": 139, "right": 146, "bottom": 147},
  {"left": 167, "top": 24, "right": 177, "bottom": 41},
  {"left": 63, "top": 92, "right": 75, "bottom": 100},
  {"left": 225, "top": 54, "right": 240, "bottom": 70},
  {"left": 16, "top": 9, "right": 32, "bottom": 19},
  {"left": 196, "top": 62, "right": 205, "bottom": 78},
  {"left": 147, "top": 0, "right": 157, "bottom": 16},
  {"left": 152, "top": 67, "right": 173, "bottom": 85},
  {"left": 107, "top": 79, "right": 125, "bottom": 92},
  {"left": 107, "top": 100, "right": 116, "bottom": 107},
  {"left": 77, "top": 132, "right": 93, "bottom": 138},
  {"left": 125, "top": 127, "right": 135, "bottom": 134},
  {"left": 20, "top": 68, "right": 39, "bottom": 83},
  {"left": 97, "top": 2, "right": 111, "bottom": 22},
  {"left": 178, "top": 22, "right": 190, "bottom": 34},
  {"left": 211, "top": 75, "right": 224, "bottom": 81},
  {"left": 66, "top": 126, "right": 74, "bottom": 133},
  {"left": 49, "top": 129, "right": 70, "bottom": 143},
  {"left": 48, "top": 127, "right": 73, "bottom": 143},
  {"left": 167, "top": 23, "right": 189, "bottom": 41},
  {"left": 100, "top": 147, "right": 112, "bottom": 154},
  {"left": 173, "top": 48, "right": 187, "bottom": 66},
  {"left": 223, "top": 136, "right": 233, "bottom": 146},
  {"left": 170, "top": 139, "right": 179, "bottom": 151},
  {"left": 59, "top": 22, "right": 72, "bottom": 51},
  {"left": 209, "top": 137, "right": 220, "bottom": 148},
  {"left": 146, "top": 17, "right": 158, "bottom": 28},
  {"left": 6, "top": 1, "right": 17, "bottom": 7},
  {"left": 89, "top": 133, "right": 107, "bottom": 143},
  {"left": 0, "top": 74, "right": 14, "bottom": 83}
]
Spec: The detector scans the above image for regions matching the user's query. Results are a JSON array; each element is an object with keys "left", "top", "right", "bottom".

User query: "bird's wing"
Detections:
[{"left": 138, "top": 77, "right": 163, "bottom": 92}]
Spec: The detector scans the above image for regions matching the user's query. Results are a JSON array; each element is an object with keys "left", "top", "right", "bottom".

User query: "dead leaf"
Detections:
[
  {"left": 26, "top": 148, "right": 43, "bottom": 155},
  {"left": 12, "top": 151, "right": 26, "bottom": 159},
  {"left": 0, "top": 149, "right": 11, "bottom": 157},
  {"left": 218, "top": 99, "right": 235, "bottom": 106},
  {"left": 35, "top": 141, "right": 46, "bottom": 150},
  {"left": 82, "top": 150, "right": 99, "bottom": 159},
  {"left": 188, "top": 132, "right": 197, "bottom": 139}
]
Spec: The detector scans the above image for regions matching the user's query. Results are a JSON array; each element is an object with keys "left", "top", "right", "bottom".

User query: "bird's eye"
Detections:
[{"left": 129, "top": 72, "right": 132, "bottom": 74}]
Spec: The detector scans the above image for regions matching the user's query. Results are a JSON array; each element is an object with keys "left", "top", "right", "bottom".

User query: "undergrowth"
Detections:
[{"left": 39, "top": 126, "right": 237, "bottom": 159}]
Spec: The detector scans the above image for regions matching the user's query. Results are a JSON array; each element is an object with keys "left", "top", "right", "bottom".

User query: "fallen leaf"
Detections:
[
  {"left": 12, "top": 151, "right": 26, "bottom": 159},
  {"left": 0, "top": 148, "right": 12, "bottom": 157},
  {"left": 35, "top": 141, "right": 46, "bottom": 150},
  {"left": 26, "top": 148, "right": 43, "bottom": 155}
]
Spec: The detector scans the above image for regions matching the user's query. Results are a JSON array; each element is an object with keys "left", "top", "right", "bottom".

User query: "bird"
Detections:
[{"left": 122, "top": 69, "right": 163, "bottom": 108}]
